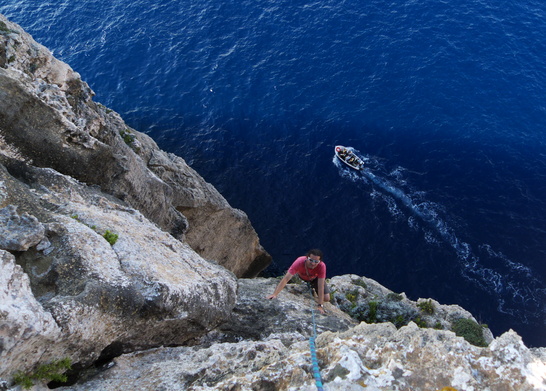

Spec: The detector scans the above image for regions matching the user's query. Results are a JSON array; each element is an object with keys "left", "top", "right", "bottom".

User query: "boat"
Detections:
[{"left": 335, "top": 145, "right": 365, "bottom": 170}]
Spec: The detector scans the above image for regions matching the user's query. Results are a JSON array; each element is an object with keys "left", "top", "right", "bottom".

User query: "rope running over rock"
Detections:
[{"left": 307, "top": 283, "right": 325, "bottom": 391}]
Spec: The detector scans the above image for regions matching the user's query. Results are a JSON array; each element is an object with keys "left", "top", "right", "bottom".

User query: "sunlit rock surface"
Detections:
[
  {"left": 0, "top": 14, "right": 270, "bottom": 277},
  {"left": 0, "top": 162, "right": 237, "bottom": 379}
]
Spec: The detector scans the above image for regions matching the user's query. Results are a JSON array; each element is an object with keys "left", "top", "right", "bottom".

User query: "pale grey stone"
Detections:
[
  {"left": 0, "top": 162, "right": 237, "bottom": 381},
  {"left": 0, "top": 14, "right": 270, "bottom": 277},
  {"left": 0, "top": 205, "right": 45, "bottom": 251},
  {"left": 0, "top": 250, "right": 62, "bottom": 380},
  {"left": 58, "top": 316, "right": 546, "bottom": 391}
]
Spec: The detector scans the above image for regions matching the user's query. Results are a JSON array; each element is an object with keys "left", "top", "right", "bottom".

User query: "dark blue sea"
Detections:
[{"left": 2, "top": 0, "right": 545, "bottom": 347}]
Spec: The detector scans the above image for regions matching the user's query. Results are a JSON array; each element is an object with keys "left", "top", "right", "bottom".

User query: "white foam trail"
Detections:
[{"left": 333, "top": 151, "right": 546, "bottom": 323}]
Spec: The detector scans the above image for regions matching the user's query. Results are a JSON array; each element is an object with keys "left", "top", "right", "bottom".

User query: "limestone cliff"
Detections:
[
  {"left": 0, "top": 12, "right": 261, "bottom": 387},
  {"left": 0, "top": 162, "right": 238, "bottom": 378},
  {"left": 1, "top": 14, "right": 545, "bottom": 391},
  {"left": 56, "top": 278, "right": 546, "bottom": 390},
  {"left": 0, "top": 14, "right": 270, "bottom": 278}
]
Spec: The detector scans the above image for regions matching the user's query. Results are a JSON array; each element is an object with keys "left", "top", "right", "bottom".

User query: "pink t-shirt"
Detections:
[{"left": 288, "top": 256, "right": 326, "bottom": 281}]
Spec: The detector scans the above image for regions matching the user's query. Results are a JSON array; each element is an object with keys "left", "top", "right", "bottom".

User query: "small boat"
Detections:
[{"left": 335, "top": 145, "right": 365, "bottom": 170}]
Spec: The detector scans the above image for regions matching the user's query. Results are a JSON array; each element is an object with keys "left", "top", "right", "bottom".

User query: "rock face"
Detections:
[
  {"left": 0, "top": 14, "right": 269, "bottom": 385},
  {"left": 55, "top": 323, "right": 546, "bottom": 391},
  {"left": 0, "top": 14, "right": 270, "bottom": 277},
  {"left": 54, "top": 277, "right": 546, "bottom": 391},
  {"left": 0, "top": 249, "right": 63, "bottom": 381},
  {"left": 216, "top": 278, "right": 357, "bottom": 343},
  {"left": 0, "top": 204, "right": 44, "bottom": 251},
  {"left": 0, "top": 160, "right": 237, "bottom": 379},
  {"left": 54, "top": 277, "right": 544, "bottom": 391}
]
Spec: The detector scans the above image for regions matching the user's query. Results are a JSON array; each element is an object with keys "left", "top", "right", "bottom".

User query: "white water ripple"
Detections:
[{"left": 334, "top": 151, "right": 545, "bottom": 325}]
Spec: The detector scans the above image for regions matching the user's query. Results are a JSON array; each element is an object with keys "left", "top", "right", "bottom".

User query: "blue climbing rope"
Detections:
[{"left": 307, "top": 283, "right": 325, "bottom": 391}]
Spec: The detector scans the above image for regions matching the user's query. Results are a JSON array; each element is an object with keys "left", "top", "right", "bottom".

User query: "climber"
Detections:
[{"left": 266, "top": 249, "right": 330, "bottom": 314}]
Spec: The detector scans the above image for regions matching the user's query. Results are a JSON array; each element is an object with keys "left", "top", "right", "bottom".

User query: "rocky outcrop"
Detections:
[
  {"left": 58, "top": 281, "right": 546, "bottom": 391},
  {"left": 0, "top": 249, "right": 63, "bottom": 383},
  {"left": 0, "top": 160, "right": 237, "bottom": 379},
  {"left": 0, "top": 14, "right": 270, "bottom": 277},
  {"left": 56, "top": 327, "right": 546, "bottom": 391},
  {"left": 215, "top": 277, "right": 357, "bottom": 343},
  {"left": 329, "top": 274, "right": 494, "bottom": 344}
]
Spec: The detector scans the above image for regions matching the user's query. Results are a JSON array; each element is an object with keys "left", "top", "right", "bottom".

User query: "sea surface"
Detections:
[{"left": 2, "top": 0, "right": 545, "bottom": 347}]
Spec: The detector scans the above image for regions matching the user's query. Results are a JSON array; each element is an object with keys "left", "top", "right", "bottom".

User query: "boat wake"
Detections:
[{"left": 333, "top": 149, "right": 546, "bottom": 326}]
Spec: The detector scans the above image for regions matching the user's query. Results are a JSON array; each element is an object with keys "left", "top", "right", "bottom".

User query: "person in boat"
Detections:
[{"left": 266, "top": 249, "right": 330, "bottom": 314}]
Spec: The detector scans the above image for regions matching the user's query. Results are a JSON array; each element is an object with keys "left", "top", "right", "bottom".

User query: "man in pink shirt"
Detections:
[{"left": 266, "top": 249, "right": 330, "bottom": 314}]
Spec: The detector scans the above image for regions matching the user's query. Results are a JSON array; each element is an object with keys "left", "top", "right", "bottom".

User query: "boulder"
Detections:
[{"left": 329, "top": 274, "right": 494, "bottom": 344}]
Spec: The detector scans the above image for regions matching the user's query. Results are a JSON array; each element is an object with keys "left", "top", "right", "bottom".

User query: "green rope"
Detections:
[{"left": 307, "top": 283, "right": 325, "bottom": 391}]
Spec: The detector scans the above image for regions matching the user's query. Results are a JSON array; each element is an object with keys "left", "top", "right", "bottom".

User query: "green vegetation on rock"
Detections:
[
  {"left": 119, "top": 128, "right": 135, "bottom": 145},
  {"left": 103, "top": 230, "right": 119, "bottom": 246},
  {"left": 452, "top": 318, "right": 487, "bottom": 347},
  {"left": 367, "top": 301, "right": 378, "bottom": 323},
  {"left": 13, "top": 358, "right": 72, "bottom": 389},
  {"left": 0, "top": 21, "right": 16, "bottom": 34},
  {"left": 417, "top": 299, "right": 435, "bottom": 315}
]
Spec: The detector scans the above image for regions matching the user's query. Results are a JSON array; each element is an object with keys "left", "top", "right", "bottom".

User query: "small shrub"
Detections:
[
  {"left": 345, "top": 290, "right": 359, "bottom": 305},
  {"left": 452, "top": 318, "right": 487, "bottom": 347},
  {"left": 98, "top": 104, "right": 113, "bottom": 114},
  {"left": 103, "top": 230, "right": 119, "bottom": 246},
  {"left": 417, "top": 299, "right": 435, "bottom": 315},
  {"left": 367, "top": 301, "right": 378, "bottom": 323},
  {"left": 413, "top": 316, "right": 427, "bottom": 328},
  {"left": 350, "top": 306, "right": 367, "bottom": 322},
  {"left": 434, "top": 321, "right": 443, "bottom": 330},
  {"left": 329, "top": 291, "right": 335, "bottom": 302},
  {"left": 12, "top": 372, "right": 33, "bottom": 389},
  {"left": 13, "top": 358, "right": 72, "bottom": 389},
  {"left": 119, "top": 129, "right": 135, "bottom": 145},
  {"left": 119, "top": 128, "right": 141, "bottom": 153}
]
